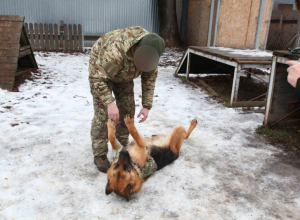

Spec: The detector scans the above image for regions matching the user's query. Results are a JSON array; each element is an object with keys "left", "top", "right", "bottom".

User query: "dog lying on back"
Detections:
[{"left": 105, "top": 115, "right": 197, "bottom": 201}]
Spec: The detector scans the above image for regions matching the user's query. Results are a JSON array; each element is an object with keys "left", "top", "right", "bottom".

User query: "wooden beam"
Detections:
[
  {"left": 187, "top": 80, "right": 220, "bottom": 97},
  {"left": 18, "top": 48, "right": 31, "bottom": 58},
  {"left": 232, "top": 101, "right": 266, "bottom": 107},
  {"left": 197, "top": 79, "right": 220, "bottom": 97},
  {"left": 20, "top": 45, "right": 31, "bottom": 51}
]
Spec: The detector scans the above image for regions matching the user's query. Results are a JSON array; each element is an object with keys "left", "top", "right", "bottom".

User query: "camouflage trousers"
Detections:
[{"left": 90, "top": 81, "right": 135, "bottom": 157}]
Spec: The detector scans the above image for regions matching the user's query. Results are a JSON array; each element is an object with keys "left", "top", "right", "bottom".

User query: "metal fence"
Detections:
[
  {"left": 266, "top": 0, "right": 300, "bottom": 50},
  {"left": 0, "top": 0, "right": 160, "bottom": 47}
]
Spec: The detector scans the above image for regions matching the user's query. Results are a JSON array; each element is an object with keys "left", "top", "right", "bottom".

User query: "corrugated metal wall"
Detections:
[{"left": 0, "top": 0, "right": 159, "bottom": 47}]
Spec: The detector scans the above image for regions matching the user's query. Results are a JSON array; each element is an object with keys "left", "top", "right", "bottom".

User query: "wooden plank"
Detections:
[
  {"left": 20, "top": 27, "right": 29, "bottom": 46},
  {"left": 0, "top": 35, "right": 20, "bottom": 43},
  {"left": 64, "top": 24, "right": 68, "bottom": 52},
  {"left": 49, "top": 24, "right": 54, "bottom": 52},
  {"left": 20, "top": 45, "right": 31, "bottom": 51},
  {"left": 45, "top": 23, "right": 49, "bottom": 52},
  {"left": 78, "top": 24, "right": 83, "bottom": 52},
  {"left": 198, "top": 79, "right": 219, "bottom": 97},
  {"left": 54, "top": 24, "right": 59, "bottom": 52},
  {"left": 0, "top": 43, "right": 20, "bottom": 50},
  {"left": 0, "top": 84, "right": 13, "bottom": 90},
  {"left": 0, "top": 56, "right": 19, "bottom": 63},
  {"left": 0, "top": 48, "right": 20, "bottom": 56},
  {"left": 60, "top": 21, "right": 64, "bottom": 49},
  {"left": 0, "top": 75, "right": 16, "bottom": 82},
  {"left": 73, "top": 24, "right": 78, "bottom": 52},
  {"left": 0, "top": 63, "right": 18, "bottom": 71},
  {"left": 39, "top": 23, "right": 44, "bottom": 51},
  {"left": 0, "top": 21, "right": 23, "bottom": 28},
  {"left": 232, "top": 101, "right": 266, "bottom": 107},
  {"left": 0, "top": 15, "right": 24, "bottom": 22},
  {"left": 34, "top": 23, "right": 40, "bottom": 51},
  {"left": 235, "top": 60, "right": 272, "bottom": 64},
  {"left": 15, "top": 70, "right": 28, "bottom": 76},
  {"left": 0, "top": 26, "right": 22, "bottom": 33},
  {"left": 24, "top": 23, "right": 29, "bottom": 34},
  {"left": 19, "top": 48, "right": 31, "bottom": 58},
  {"left": 68, "top": 24, "right": 73, "bottom": 52},
  {"left": 29, "top": 23, "right": 35, "bottom": 51}
]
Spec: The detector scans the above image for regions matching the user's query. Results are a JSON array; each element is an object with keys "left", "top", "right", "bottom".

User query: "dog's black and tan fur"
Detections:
[{"left": 105, "top": 115, "right": 197, "bottom": 201}]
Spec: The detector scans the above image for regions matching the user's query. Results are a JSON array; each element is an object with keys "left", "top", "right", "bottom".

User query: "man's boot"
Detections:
[{"left": 94, "top": 155, "right": 111, "bottom": 173}]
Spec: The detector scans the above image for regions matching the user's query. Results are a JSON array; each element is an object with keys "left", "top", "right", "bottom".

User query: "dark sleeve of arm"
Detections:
[
  {"left": 141, "top": 67, "right": 158, "bottom": 109},
  {"left": 296, "top": 77, "right": 300, "bottom": 100}
]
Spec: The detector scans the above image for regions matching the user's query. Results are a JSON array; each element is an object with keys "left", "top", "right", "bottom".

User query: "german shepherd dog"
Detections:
[{"left": 105, "top": 115, "right": 197, "bottom": 201}]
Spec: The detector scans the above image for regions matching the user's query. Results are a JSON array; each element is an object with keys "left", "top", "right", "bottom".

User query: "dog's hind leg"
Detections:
[
  {"left": 167, "top": 119, "right": 197, "bottom": 155},
  {"left": 107, "top": 119, "right": 123, "bottom": 150}
]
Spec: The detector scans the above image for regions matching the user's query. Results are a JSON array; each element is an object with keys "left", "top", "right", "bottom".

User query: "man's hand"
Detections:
[
  {"left": 287, "top": 59, "right": 300, "bottom": 88},
  {"left": 137, "top": 108, "right": 149, "bottom": 123},
  {"left": 107, "top": 102, "right": 119, "bottom": 123}
]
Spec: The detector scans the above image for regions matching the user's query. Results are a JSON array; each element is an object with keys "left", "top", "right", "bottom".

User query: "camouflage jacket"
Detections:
[{"left": 88, "top": 26, "right": 158, "bottom": 108}]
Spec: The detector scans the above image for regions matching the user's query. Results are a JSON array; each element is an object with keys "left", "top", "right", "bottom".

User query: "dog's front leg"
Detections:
[
  {"left": 107, "top": 119, "right": 123, "bottom": 150},
  {"left": 124, "top": 115, "right": 146, "bottom": 148}
]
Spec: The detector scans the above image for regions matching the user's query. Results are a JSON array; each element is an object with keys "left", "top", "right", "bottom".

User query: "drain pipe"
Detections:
[
  {"left": 207, "top": 0, "right": 215, "bottom": 46},
  {"left": 213, "top": 0, "right": 221, "bottom": 47}
]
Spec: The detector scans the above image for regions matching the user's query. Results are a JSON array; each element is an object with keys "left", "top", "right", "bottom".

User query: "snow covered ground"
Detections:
[{"left": 1, "top": 50, "right": 300, "bottom": 220}]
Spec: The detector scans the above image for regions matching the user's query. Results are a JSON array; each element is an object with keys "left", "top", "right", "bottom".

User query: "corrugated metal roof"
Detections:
[{"left": 0, "top": 0, "right": 160, "bottom": 46}]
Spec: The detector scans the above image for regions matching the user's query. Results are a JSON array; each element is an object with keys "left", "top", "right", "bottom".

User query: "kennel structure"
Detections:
[
  {"left": 175, "top": 47, "right": 272, "bottom": 107},
  {"left": 186, "top": 0, "right": 273, "bottom": 49},
  {"left": 0, "top": 15, "right": 38, "bottom": 91},
  {"left": 264, "top": 50, "right": 300, "bottom": 125}
]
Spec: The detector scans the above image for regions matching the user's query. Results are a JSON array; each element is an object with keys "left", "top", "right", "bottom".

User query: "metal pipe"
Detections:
[
  {"left": 254, "top": 0, "right": 266, "bottom": 49},
  {"left": 207, "top": 0, "right": 215, "bottom": 47},
  {"left": 213, "top": 0, "right": 221, "bottom": 47}
]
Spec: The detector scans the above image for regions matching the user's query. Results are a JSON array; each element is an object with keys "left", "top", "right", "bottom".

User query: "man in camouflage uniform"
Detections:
[{"left": 88, "top": 26, "right": 165, "bottom": 173}]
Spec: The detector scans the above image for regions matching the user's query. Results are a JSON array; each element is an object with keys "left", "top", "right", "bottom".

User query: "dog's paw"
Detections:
[
  {"left": 191, "top": 119, "right": 198, "bottom": 127},
  {"left": 124, "top": 114, "right": 134, "bottom": 126},
  {"left": 107, "top": 118, "right": 116, "bottom": 130}
]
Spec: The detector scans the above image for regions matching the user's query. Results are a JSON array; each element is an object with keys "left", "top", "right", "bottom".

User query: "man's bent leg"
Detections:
[
  {"left": 91, "top": 93, "right": 111, "bottom": 173},
  {"left": 113, "top": 81, "right": 135, "bottom": 147}
]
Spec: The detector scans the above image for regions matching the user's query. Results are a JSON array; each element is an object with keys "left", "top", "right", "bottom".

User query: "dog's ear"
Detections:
[{"left": 105, "top": 180, "right": 113, "bottom": 195}]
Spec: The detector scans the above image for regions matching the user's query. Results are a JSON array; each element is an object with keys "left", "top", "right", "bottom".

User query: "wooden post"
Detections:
[
  {"left": 39, "top": 23, "right": 44, "bottom": 51},
  {"left": 49, "top": 24, "right": 54, "bottom": 52},
  {"left": 230, "top": 65, "right": 241, "bottom": 105},
  {"left": 29, "top": 23, "right": 34, "bottom": 51},
  {"left": 73, "top": 24, "right": 78, "bottom": 52},
  {"left": 34, "top": 23, "right": 40, "bottom": 51},
  {"left": 78, "top": 24, "right": 83, "bottom": 52},
  {"left": 186, "top": 51, "right": 191, "bottom": 80},
  {"left": 64, "top": 24, "right": 68, "bottom": 52},
  {"left": 68, "top": 24, "right": 73, "bottom": 52},
  {"left": 54, "top": 24, "right": 59, "bottom": 52},
  {"left": 60, "top": 20, "right": 64, "bottom": 49},
  {"left": 264, "top": 56, "right": 277, "bottom": 125}
]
